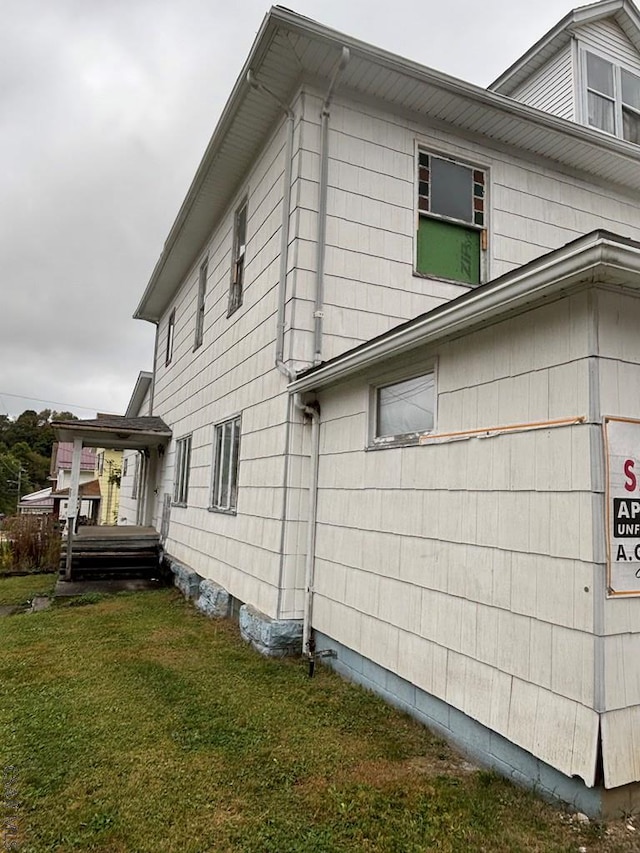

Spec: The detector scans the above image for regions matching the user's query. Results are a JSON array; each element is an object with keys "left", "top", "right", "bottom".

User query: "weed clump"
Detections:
[{"left": 0, "top": 515, "right": 61, "bottom": 575}]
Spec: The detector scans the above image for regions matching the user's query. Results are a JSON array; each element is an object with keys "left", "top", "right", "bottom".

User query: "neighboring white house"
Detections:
[
  {"left": 119, "top": 371, "right": 153, "bottom": 527},
  {"left": 119, "top": 0, "right": 640, "bottom": 815}
]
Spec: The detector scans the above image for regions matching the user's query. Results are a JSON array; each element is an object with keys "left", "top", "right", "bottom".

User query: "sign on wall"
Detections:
[{"left": 605, "top": 417, "right": 640, "bottom": 596}]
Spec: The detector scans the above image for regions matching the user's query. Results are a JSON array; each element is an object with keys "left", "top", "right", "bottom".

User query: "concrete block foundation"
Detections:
[
  {"left": 239, "top": 604, "right": 303, "bottom": 657},
  {"left": 196, "top": 579, "right": 231, "bottom": 619},
  {"left": 165, "top": 556, "right": 202, "bottom": 601}
]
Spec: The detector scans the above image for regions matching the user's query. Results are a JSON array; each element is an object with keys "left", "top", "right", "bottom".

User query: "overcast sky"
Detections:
[{"left": 1, "top": 0, "right": 571, "bottom": 420}]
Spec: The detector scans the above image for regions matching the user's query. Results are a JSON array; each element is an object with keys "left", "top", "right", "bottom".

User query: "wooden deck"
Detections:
[{"left": 60, "top": 526, "right": 162, "bottom": 580}]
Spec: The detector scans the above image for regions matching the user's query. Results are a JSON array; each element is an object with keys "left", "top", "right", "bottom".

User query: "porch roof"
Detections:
[
  {"left": 52, "top": 415, "right": 171, "bottom": 451},
  {"left": 52, "top": 479, "right": 102, "bottom": 501},
  {"left": 288, "top": 230, "right": 640, "bottom": 394}
]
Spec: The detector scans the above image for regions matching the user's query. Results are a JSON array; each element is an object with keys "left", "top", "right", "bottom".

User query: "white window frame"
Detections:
[
  {"left": 194, "top": 257, "right": 208, "bottom": 350},
  {"left": 579, "top": 45, "right": 640, "bottom": 143},
  {"left": 210, "top": 415, "right": 241, "bottom": 513},
  {"left": 173, "top": 435, "right": 192, "bottom": 506},
  {"left": 165, "top": 309, "right": 176, "bottom": 367},
  {"left": 415, "top": 145, "right": 488, "bottom": 286},
  {"left": 369, "top": 366, "right": 437, "bottom": 449},
  {"left": 228, "top": 199, "right": 247, "bottom": 317}
]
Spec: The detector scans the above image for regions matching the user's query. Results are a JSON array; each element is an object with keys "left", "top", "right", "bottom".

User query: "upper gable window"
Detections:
[
  {"left": 228, "top": 199, "right": 247, "bottom": 317},
  {"left": 416, "top": 152, "right": 486, "bottom": 286},
  {"left": 584, "top": 50, "right": 640, "bottom": 144}
]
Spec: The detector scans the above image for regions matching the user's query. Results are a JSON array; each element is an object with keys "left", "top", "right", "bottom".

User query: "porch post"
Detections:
[{"left": 65, "top": 437, "right": 83, "bottom": 580}]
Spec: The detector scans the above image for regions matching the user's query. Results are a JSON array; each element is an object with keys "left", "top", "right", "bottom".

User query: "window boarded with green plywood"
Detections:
[{"left": 417, "top": 217, "right": 480, "bottom": 285}]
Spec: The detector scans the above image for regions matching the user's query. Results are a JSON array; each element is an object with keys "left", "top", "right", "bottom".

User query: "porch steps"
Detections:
[{"left": 59, "top": 526, "right": 161, "bottom": 580}]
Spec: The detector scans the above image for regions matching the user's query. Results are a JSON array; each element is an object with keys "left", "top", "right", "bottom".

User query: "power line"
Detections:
[{"left": 0, "top": 391, "right": 98, "bottom": 412}]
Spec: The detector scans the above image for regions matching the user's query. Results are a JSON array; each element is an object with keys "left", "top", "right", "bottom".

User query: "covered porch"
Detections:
[{"left": 52, "top": 415, "right": 171, "bottom": 580}]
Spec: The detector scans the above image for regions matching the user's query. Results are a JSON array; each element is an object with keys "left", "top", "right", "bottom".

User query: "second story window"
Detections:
[
  {"left": 584, "top": 50, "right": 640, "bottom": 144},
  {"left": 165, "top": 309, "right": 176, "bottom": 366},
  {"left": 194, "top": 258, "right": 208, "bottom": 350},
  {"left": 416, "top": 152, "right": 486, "bottom": 286},
  {"left": 228, "top": 199, "right": 247, "bottom": 316}
]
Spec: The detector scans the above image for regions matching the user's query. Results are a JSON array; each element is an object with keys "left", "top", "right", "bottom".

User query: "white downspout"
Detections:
[
  {"left": 314, "top": 46, "right": 350, "bottom": 366},
  {"left": 295, "top": 394, "right": 321, "bottom": 658}
]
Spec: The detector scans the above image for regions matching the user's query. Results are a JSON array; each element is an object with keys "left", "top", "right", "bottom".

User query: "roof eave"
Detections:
[
  {"left": 288, "top": 232, "right": 640, "bottom": 394},
  {"left": 125, "top": 371, "right": 153, "bottom": 417},
  {"left": 490, "top": 0, "right": 640, "bottom": 95},
  {"left": 135, "top": 5, "right": 640, "bottom": 324},
  {"left": 133, "top": 9, "right": 281, "bottom": 323}
]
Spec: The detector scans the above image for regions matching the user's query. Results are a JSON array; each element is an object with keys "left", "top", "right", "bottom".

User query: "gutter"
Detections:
[{"left": 289, "top": 233, "right": 640, "bottom": 394}]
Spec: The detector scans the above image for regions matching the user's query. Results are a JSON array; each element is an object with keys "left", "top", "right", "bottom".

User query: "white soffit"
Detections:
[{"left": 134, "top": 5, "right": 640, "bottom": 323}]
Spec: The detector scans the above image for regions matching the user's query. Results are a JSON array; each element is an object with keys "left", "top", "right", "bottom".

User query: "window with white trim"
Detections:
[
  {"left": 173, "top": 435, "right": 192, "bottom": 505},
  {"left": 165, "top": 309, "right": 176, "bottom": 366},
  {"left": 416, "top": 151, "right": 487, "bottom": 285},
  {"left": 228, "top": 200, "right": 247, "bottom": 316},
  {"left": 194, "top": 258, "right": 208, "bottom": 350},
  {"left": 211, "top": 416, "right": 241, "bottom": 512},
  {"left": 372, "top": 371, "right": 435, "bottom": 446},
  {"left": 583, "top": 50, "right": 640, "bottom": 143}
]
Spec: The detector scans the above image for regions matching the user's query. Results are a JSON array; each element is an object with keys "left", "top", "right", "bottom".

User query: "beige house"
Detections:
[{"left": 120, "top": 0, "right": 640, "bottom": 815}]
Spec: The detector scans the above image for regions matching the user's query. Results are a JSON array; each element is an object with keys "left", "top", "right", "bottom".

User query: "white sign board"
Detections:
[{"left": 605, "top": 417, "right": 640, "bottom": 596}]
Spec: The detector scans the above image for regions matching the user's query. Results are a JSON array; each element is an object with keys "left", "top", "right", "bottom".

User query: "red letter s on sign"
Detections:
[{"left": 624, "top": 459, "right": 637, "bottom": 492}]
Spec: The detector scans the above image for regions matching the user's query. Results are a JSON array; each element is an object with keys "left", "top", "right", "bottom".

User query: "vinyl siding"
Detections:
[
  {"left": 288, "top": 88, "right": 640, "bottom": 366},
  {"left": 510, "top": 42, "right": 575, "bottom": 120},
  {"left": 577, "top": 18, "right": 640, "bottom": 75},
  {"left": 311, "top": 291, "right": 599, "bottom": 785},
  {"left": 151, "top": 100, "right": 301, "bottom": 617},
  {"left": 596, "top": 288, "right": 640, "bottom": 787}
]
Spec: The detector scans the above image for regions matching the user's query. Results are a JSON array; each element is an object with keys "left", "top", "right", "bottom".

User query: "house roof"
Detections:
[
  {"left": 125, "top": 371, "right": 153, "bottom": 418},
  {"left": 52, "top": 442, "right": 96, "bottom": 472},
  {"left": 288, "top": 230, "right": 640, "bottom": 393},
  {"left": 19, "top": 487, "right": 53, "bottom": 504},
  {"left": 18, "top": 495, "right": 55, "bottom": 511},
  {"left": 52, "top": 479, "right": 101, "bottom": 500},
  {"left": 134, "top": 4, "right": 640, "bottom": 324},
  {"left": 52, "top": 416, "right": 171, "bottom": 450},
  {"left": 490, "top": 0, "right": 640, "bottom": 95}
]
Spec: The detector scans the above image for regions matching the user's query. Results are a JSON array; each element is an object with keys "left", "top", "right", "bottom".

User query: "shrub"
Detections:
[{"left": 0, "top": 514, "right": 61, "bottom": 575}]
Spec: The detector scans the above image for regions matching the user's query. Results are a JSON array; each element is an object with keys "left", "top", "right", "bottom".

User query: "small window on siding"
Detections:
[
  {"left": 194, "top": 258, "right": 208, "bottom": 350},
  {"left": 211, "top": 416, "right": 241, "bottom": 512},
  {"left": 173, "top": 435, "right": 192, "bottom": 505},
  {"left": 228, "top": 200, "right": 247, "bottom": 316},
  {"left": 165, "top": 309, "right": 176, "bottom": 366},
  {"left": 416, "top": 152, "right": 486, "bottom": 285},
  {"left": 374, "top": 372, "right": 435, "bottom": 444}
]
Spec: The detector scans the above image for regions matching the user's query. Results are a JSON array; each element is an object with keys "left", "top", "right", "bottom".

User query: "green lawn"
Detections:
[
  {"left": 0, "top": 573, "right": 56, "bottom": 606},
  {"left": 0, "top": 584, "right": 635, "bottom": 852}
]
